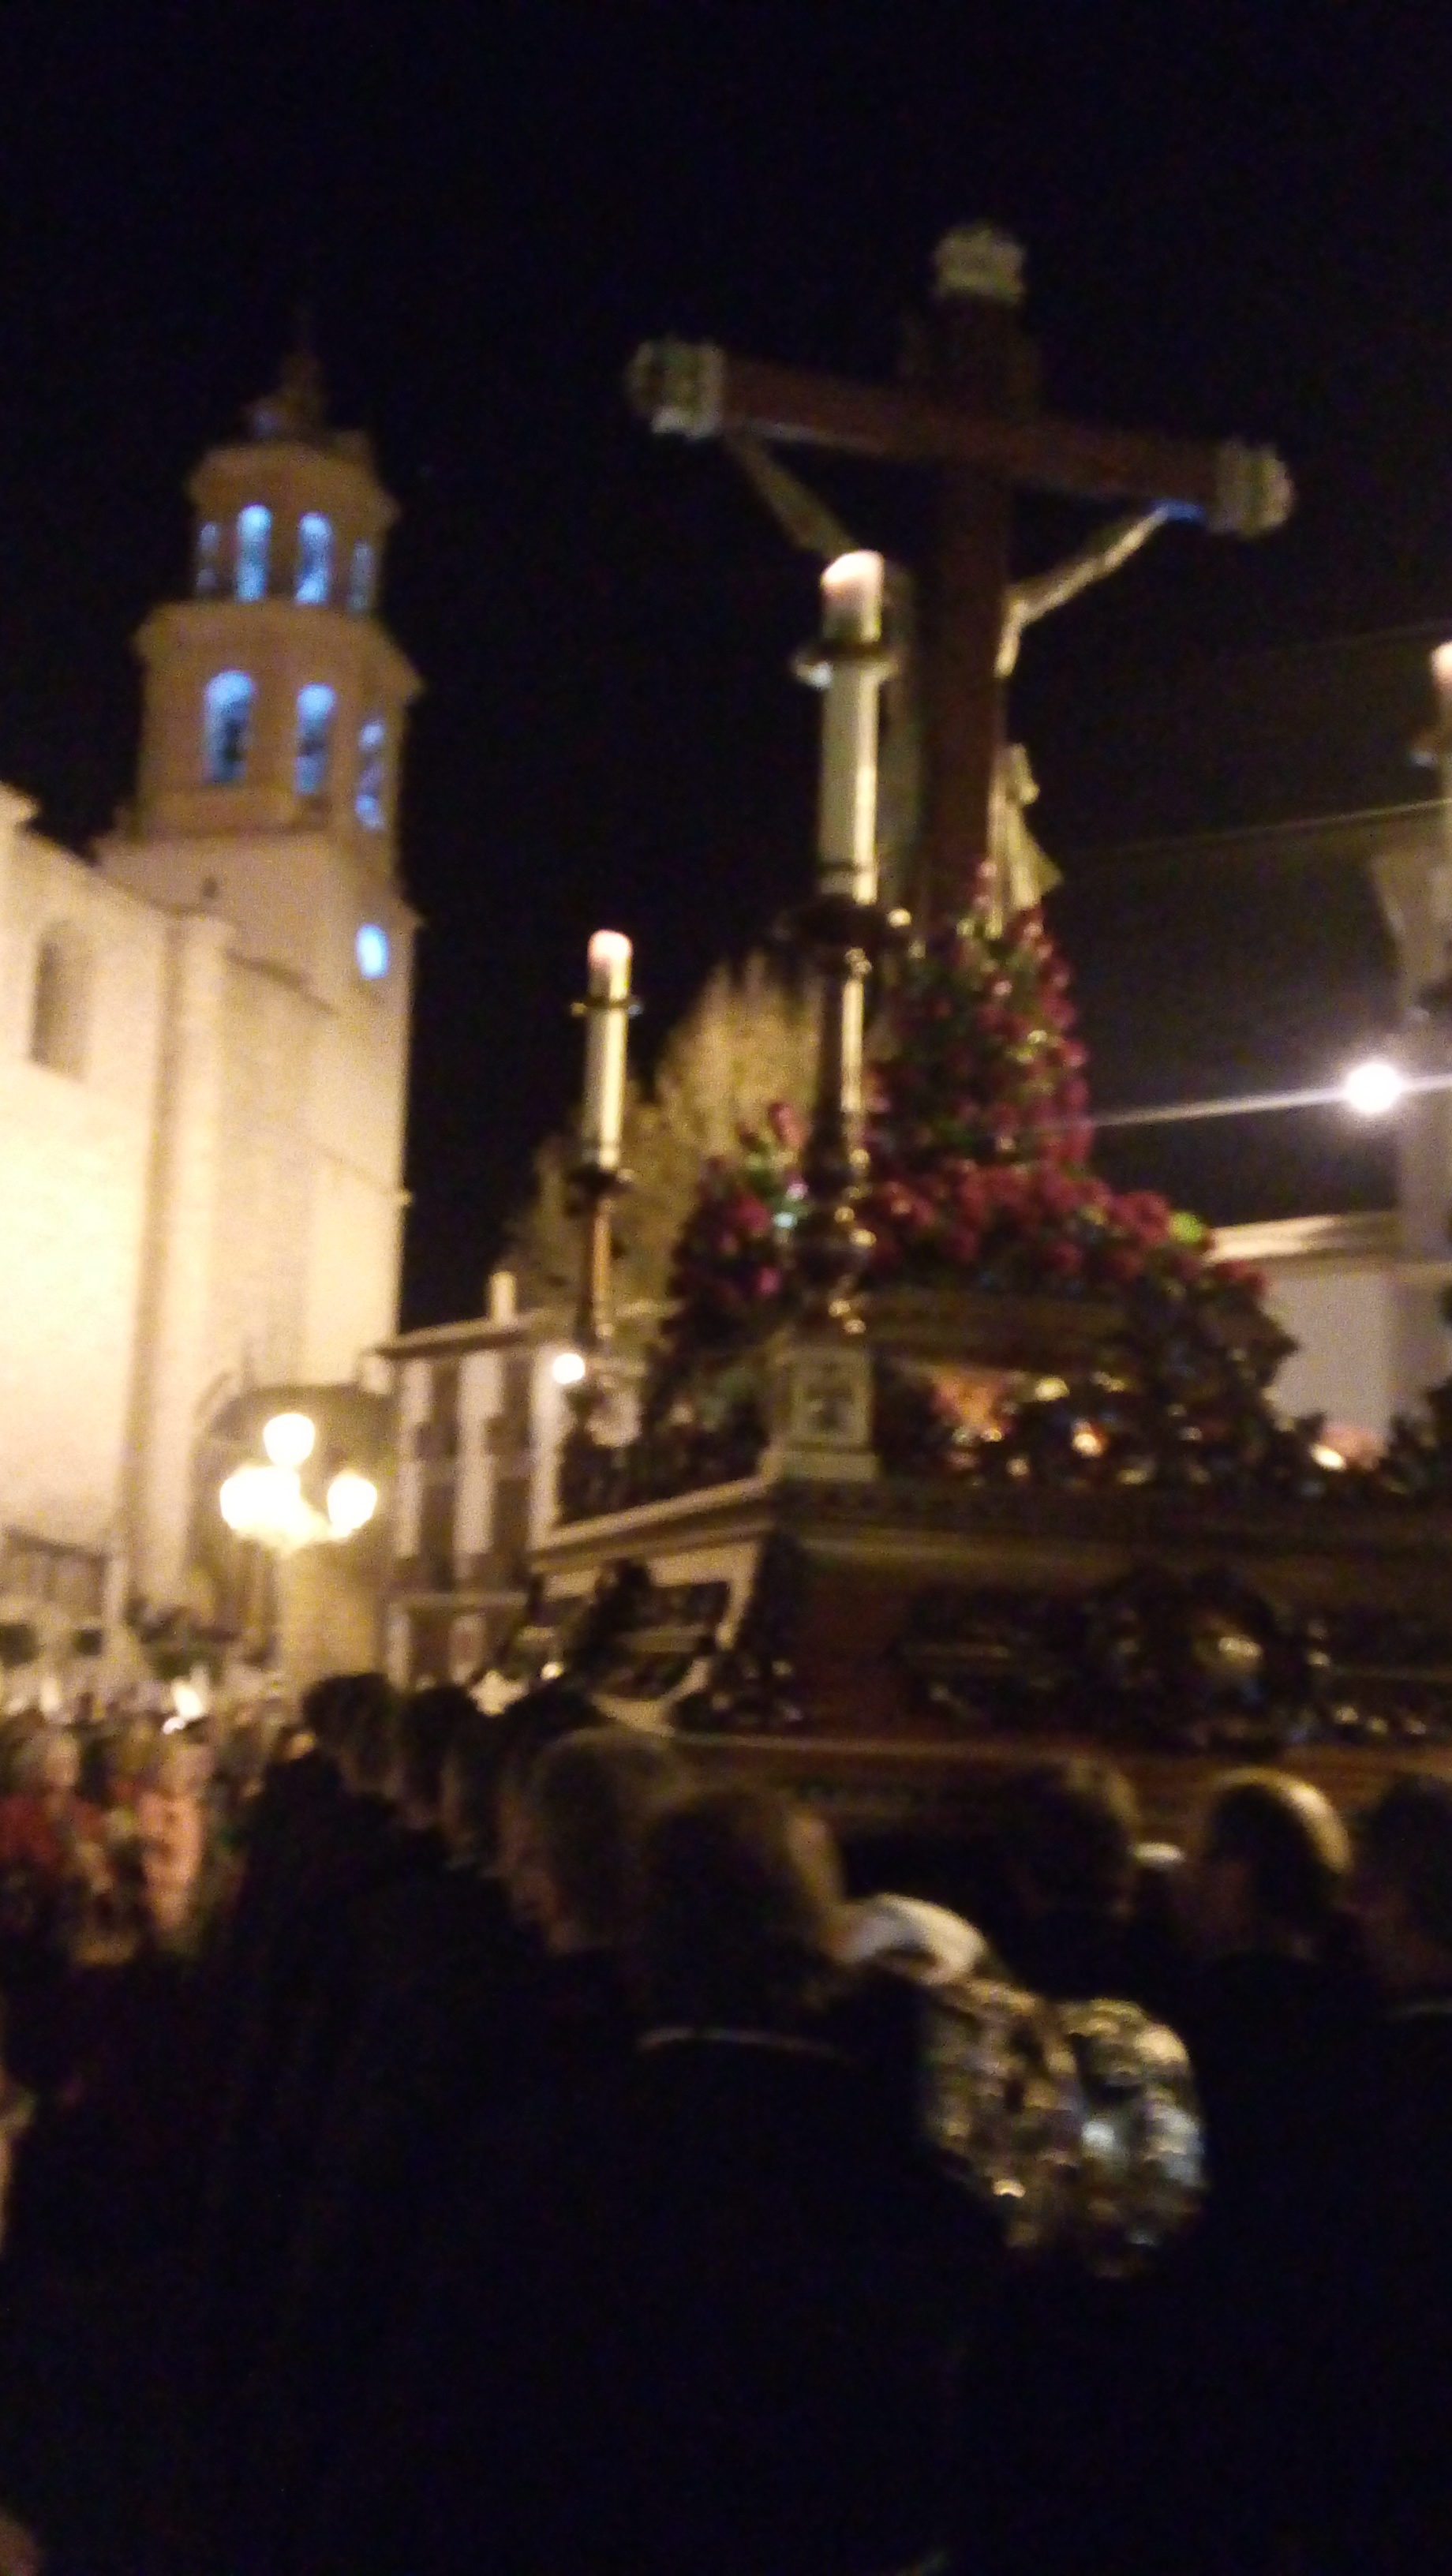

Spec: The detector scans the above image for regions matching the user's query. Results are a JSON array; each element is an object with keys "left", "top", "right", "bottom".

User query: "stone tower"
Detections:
[{"left": 102, "top": 354, "right": 421, "bottom": 1604}]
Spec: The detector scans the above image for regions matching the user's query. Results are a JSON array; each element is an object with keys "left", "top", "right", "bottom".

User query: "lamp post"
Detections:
[{"left": 219, "top": 1410, "right": 380, "bottom": 1662}]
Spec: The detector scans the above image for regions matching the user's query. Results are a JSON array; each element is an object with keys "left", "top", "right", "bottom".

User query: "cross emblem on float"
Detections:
[{"left": 629, "top": 223, "right": 1293, "bottom": 930}]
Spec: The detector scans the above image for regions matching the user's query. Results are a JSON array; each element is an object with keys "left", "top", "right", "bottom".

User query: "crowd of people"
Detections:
[{"left": 0, "top": 1676, "right": 1444, "bottom": 2573}]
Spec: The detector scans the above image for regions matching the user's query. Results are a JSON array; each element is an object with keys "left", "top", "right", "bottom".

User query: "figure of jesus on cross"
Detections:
[{"left": 628, "top": 224, "right": 1293, "bottom": 932}]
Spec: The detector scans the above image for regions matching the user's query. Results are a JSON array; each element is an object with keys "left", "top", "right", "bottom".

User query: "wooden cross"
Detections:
[{"left": 629, "top": 225, "right": 1293, "bottom": 930}]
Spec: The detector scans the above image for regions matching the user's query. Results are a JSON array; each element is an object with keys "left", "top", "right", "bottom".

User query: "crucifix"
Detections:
[{"left": 628, "top": 223, "right": 1293, "bottom": 930}]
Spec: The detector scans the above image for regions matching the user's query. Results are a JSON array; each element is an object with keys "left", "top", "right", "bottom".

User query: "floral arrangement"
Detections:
[{"left": 664, "top": 905, "right": 1267, "bottom": 1352}]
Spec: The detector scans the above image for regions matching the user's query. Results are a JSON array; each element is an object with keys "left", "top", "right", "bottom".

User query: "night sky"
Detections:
[{"left": 2, "top": 2, "right": 1450, "bottom": 1324}]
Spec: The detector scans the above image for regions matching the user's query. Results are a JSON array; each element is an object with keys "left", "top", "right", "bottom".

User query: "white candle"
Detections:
[
  {"left": 818, "top": 549, "right": 886, "bottom": 906},
  {"left": 581, "top": 929, "right": 632, "bottom": 1170}
]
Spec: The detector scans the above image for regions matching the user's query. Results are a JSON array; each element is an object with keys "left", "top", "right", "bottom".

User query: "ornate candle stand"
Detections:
[
  {"left": 569, "top": 1159, "right": 629, "bottom": 1361},
  {"left": 554, "top": 945, "right": 638, "bottom": 1516},
  {"left": 786, "top": 555, "right": 898, "bottom": 1335},
  {"left": 567, "top": 928, "right": 636, "bottom": 1370},
  {"left": 784, "top": 886, "right": 894, "bottom": 1333}
]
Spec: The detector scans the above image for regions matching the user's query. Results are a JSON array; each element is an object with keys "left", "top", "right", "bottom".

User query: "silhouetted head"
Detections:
[
  {"left": 634, "top": 1783, "right": 845, "bottom": 2032},
  {"left": 393, "top": 1683, "right": 476, "bottom": 1830},
  {"left": 518, "top": 1724, "right": 685, "bottom": 1953},
  {"left": 996, "top": 1759, "right": 1140, "bottom": 1923},
  {"left": 1188, "top": 1769, "right": 1349, "bottom": 1958},
  {"left": 492, "top": 1683, "right": 606, "bottom": 1912},
  {"left": 1353, "top": 1775, "right": 1452, "bottom": 1994},
  {"left": 331, "top": 1672, "right": 399, "bottom": 1799}
]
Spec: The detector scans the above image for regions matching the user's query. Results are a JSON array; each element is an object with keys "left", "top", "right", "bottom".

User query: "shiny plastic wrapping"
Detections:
[{"left": 921, "top": 1976, "right": 1203, "bottom": 2275}]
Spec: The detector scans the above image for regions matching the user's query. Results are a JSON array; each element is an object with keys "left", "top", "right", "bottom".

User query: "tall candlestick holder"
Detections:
[
  {"left": 787, "top": 888, "right": 894, "bottom": 1333},
  {"left": 567, "top": 950, "right": 638, "bottom": 1362},
  {"left": 556, "top": 1152, "right": 634, "bottom": 1525},
  {"left": 569, "top": 1157, "right": 630, "bottom": 1360},
  {"left": 555, "top": 956, "right": 639, "bottom": 1518},
  {"left": 788, "top": 552, "right": 898, "bottom": 1335}
]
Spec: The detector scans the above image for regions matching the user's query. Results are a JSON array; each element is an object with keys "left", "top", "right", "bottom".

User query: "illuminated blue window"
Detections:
[
  {"left": 196, "top": 522, "right": 219, "bottom": 596},
  {"left": 235, "top": 505, "right": 271, "bottom": 601},
  {"left": 295, "top": 512, "right": 332, "bottom": 604},
  {"left": 204, "top": 671, "right": 254, "bottom": 784},
  {"left": 347, "top": 541, "right": 376, "bottom": 612},
  {"left": 355, "top": 717, "right": 387, "bottom": 827},
  {"left": 295, "top": 683, "right": 335, "bottom": 796},
  {"left": 356, "top": 923, "right": 390, "bottom": 980}
]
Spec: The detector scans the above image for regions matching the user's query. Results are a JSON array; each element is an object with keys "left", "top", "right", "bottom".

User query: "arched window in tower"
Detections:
[
  {"left": 196, "top": 522, "right": 220, "bottom": 595},
  {"left": 347, "top": 540, "right": 376, "bottom": 613},
  {"left": 295, "top": 512, "right": 332, "bottom": 605},
  {"left": 204, "top": 671, "right": 255, "bottom": 784},
  {"left": 29, "top": 926, "right": 91, "bottom": 1080},
  {"left": 235, "top": 504, "right": 271, "bottom": 601},
  {"left": 355, "top": 717, "right": 387, "bottom": 828},
  {"left": 295, "top": 683, "right": 336, "bottom": 796}
]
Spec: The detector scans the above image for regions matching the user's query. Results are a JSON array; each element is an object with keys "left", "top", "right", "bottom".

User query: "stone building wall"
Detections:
[{"left": 0, "top": 804, "right": 166, "bottom": 1559}]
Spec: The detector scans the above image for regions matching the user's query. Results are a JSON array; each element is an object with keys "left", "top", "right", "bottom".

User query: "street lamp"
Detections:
[
  {"left": 261, "top": 1411, "right": 316, "bottom": 1470},
  {"left": 324, "top": 1470, "right": 379, "bottom": 1539},
  {"left": 219, "top": 1412, "right": 378, "bottom": 1553},
  {"left": 1342, "top": 1056, "right": 1407, "bottom": 1118}
]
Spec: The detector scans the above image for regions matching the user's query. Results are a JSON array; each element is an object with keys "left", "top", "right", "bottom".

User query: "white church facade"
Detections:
[{"left": 0, "top": 359, "right": 417, "bottom": 1682}]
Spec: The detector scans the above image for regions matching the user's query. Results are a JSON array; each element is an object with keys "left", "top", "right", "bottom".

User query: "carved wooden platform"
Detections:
[{"left": 522, "top": 1466, "right": 1452, "bottom": 1841}]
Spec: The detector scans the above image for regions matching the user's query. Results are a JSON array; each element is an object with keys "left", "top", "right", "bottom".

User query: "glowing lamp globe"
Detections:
[
  {"left": 263, "top": 1411, "right": 316, "bottom": 1469},
  {"left": 220, "top": 1463, "right": 273, "bottom": 1537},
  {"left": 326, "top": 1470, "right": 378, "bottom": 1539},
  {"left": 1342, "top": 1057, "right": 1405, "bottom": 1118},
  {"left": 551, "top": 1349, "right": 588, "bottom": 1388}
]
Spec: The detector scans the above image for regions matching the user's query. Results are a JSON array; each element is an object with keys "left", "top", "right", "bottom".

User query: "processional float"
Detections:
[{"left": 504, "top": 227, "right": 1452, "bottom": 1843}]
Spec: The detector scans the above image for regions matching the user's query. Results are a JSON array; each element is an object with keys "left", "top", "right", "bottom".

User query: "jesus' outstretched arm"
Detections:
[{"left": 997, "top": 504, "right": 1171, "bottom": 676}]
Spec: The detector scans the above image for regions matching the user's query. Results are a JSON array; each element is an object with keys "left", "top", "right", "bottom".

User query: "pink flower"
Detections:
[{"left": 1038, "top": 1170, "right": 1082, "bottom": 1219}]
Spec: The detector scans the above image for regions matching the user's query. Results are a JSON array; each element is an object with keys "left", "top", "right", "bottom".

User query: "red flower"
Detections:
[{"left": 1045, "top": 1241, "right": 1085, "bottom": 1278}]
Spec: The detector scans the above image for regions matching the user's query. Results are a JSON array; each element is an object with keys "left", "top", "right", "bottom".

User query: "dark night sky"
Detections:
[{"left": 2, "top": 1, "right": 1450, "bottom": 1323}]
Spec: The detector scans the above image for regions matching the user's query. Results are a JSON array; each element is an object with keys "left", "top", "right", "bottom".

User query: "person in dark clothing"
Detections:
[
  {"left": 0, "top": 1754, "right": 225, "bottom": 2576},
  {"left": 178, "top": 1675, "right": 411, "bottom": 2566},
  {"left": 1317, "top": 1775, "right": 1452, "bottom": 2574},
  {"left": 604, "top": 1783, "right": 983, "bottom": 2576},
  {"left": 962, "top": 1758, "right": 1199, "bottom": 2576},
  {"left": 294, "top": 1720, "right": 683, "bottom": 2576},
  {"left": 1171, "top": 1769, "right": 1364, "bottom": 2573},
  {"left": 988, "top": 1757, "right": 1143, "bottom": 2002},
  {"left": 245, "top": 1697, "right": 635, "bottom": 2575},
  {"left": 211, "top": 1676, "right": 354, "bottom": 2020}
]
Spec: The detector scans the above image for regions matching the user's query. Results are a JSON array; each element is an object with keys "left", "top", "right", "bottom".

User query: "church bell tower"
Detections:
[
  {"left": 112, "top": 346, "right": 418, "bottom": 975},
  {"left": 103, "top": 354, "right": 421, "bottom": 1606}
]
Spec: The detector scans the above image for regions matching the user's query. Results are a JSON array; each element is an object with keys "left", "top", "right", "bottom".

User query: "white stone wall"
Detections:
[
  {"left": 209, "top": 957, "right": 316, "bottom": 1391},
  {"left": 1263, "top": 1266, "right": 1400, "bottom": 1436},
  {"left": 105, "top": 826, "right": 414, "bottom": 1391},
  {"left": 1220, "top": 1216, "right": 1413, "bottom": 1440},
  {"left": 0, "top": 820, "right": 166, "bottom": 1554}
]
